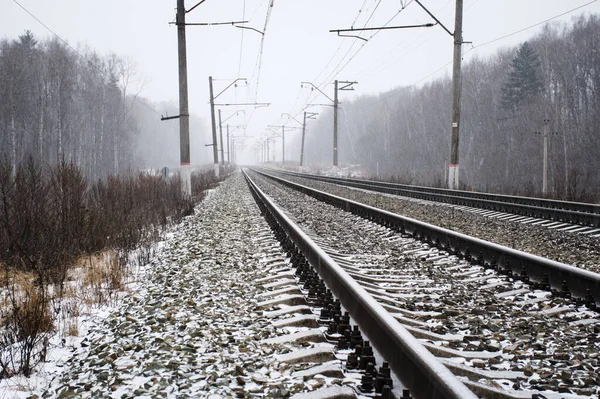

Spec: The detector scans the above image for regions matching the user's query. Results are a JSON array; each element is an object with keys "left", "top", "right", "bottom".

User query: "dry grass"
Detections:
[
  {"left": 77, "top": 250, "right": 126, "bottom": 305},
  {"left": 0, "top": 267, "right": 54, "bottom": 336},
  {"left": 0, "top": 267, "right": 36, "bottom": 292},
  {"left": 66, "top": 322, "right": 78, "bottom": 337}
]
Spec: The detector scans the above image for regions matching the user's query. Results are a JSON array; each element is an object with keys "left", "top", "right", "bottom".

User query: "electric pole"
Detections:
[
  {"left": 535, "top": 118, "right": 556, "bottom": 197},
  {"left": 543, "top": 119, "right": 549, "bottom": 196},
  {"left": 208, "top": 76, "right": 219, "bottom": 176},
  {"left": 266, "top": 138, "right": 270, "bottom": 162},
  {"left": 227, "top": 125, "right": 230, "bottom": 164},
  {"left": 169, "top": 7, "right": 249, "bottom": 181},
  {"left": 334, "top": 80, "right": 339, "bottom": 166},
  {"left": 218, "top": 109, "right": 225, "bottom": 165},
  {"left": 301, "top": 112, "right": 307, "bottom": 167},
  {"left": 176, "top": 0, "right": 191, "bottom": 196},
  {"left": 333, "top": 80, "right": 357, "bottom": 167},
  {"left": 225, "top": 124, "right": 244, "bottom": 164},
  {"left": 448, "top": 0, "right": 463, "bottom": 190},
  {"left": 268, "top": 124, "right": 302, "bottom": 165},
  {"left": 301, "top": 81, "right": 355, "bottom": 167},
  {"left": 298, "top": 111, "right": 317, "bottom": 167}
]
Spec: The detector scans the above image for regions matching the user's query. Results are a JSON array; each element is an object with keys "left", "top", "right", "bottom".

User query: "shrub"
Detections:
[
  {"left": 0, "top": 158, "right": 229, "bottom": 378},
  {"left": 0, "top": 266, "right": 53, "bottom": 378}
]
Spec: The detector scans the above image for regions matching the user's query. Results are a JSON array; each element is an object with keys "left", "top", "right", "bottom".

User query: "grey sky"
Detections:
[{"left": 2, "top": 0, "right": 599, "bottom": 164}]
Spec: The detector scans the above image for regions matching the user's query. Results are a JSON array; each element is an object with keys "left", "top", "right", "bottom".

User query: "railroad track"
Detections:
[
  {"left": 261, "top": 168, "right": 600, "bottom": 234},
  {"left": 244, "top": 168, "right": 600, "bottom": 399}
]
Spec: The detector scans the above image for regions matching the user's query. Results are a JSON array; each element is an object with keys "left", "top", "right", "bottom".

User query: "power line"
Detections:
[
  {"left": 291, "top": 0, "right": 404, "bottom": 145},
  {"left": 351, "top": 0, "right": 371, "bottom": 28},
  {"left": 237, "top": 0, "right": 247, "bottom": 77},
  {"left": 466, "top": 0, "right": 598, "bottom": 53},
  {"left": 235, "top": 0, "right": 248, "bottom": 133},
  {"left": 248, "top": 0, "right": 268, "bottom": 22},
  {"left": 247, "top": 0, "right": 274, "bottom": 104},
  {"left": 353, "top": 0, "right": 457, "bottom": 79},
  {"left": 363, "top": 0, "right": 482, "bottom": 79},
  {"left": 310, "top": 0, "right": 380, "bottom": 94},
  {"left": 314, "top": 1, "right": 414, "bottom": 96},
  {"left": 326, "top": 5, "right": 416, "bottom": 81},
  {"left": 355, "top": 0, "right": 599, "bottom": 110},
  {"left": 316, "top": 1, "right": 385, "bottom": 86},
  {"left": 245, "top": 0, "right": 275, "bottom": 129},
  {"left": 363, "top": 0, "right": 384, "bottom": 28},
  {"left": 11, "top": 0, "right": 162, "bottom": 117},
  {"left": 359, "top": 59, "right": 453, "bottom": 110}
]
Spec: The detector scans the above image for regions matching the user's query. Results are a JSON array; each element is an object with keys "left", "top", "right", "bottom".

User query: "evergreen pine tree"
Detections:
[{"left": 501, "top": 41, "right": 544, "bottom": 111}]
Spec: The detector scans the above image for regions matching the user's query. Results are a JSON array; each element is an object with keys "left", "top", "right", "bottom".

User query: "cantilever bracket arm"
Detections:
[
  {"left": 337, "top": 31, "right": 368, "bottom": 41},
  {"left": 235, "top": 25, "right": 264, "bottom": 35},
  {"left": 329, "top": 23, "right": 436, "bottom": 36},
  {"left": 161, "top": 113, "right": 189, "bottom": 121},
  {"left": 176, "top": 20, "right": 249, "bottom": 26},
  {"left": 303, "top": 103, "right": 335, "bottom": 111},
  {"left": 413, "top": 0, "right": 453, "bottom": 36},
  {"left": 215, "top": 78, "right": 248, "bottom": 100},
  {"left": 281, "top": 113, "right": 303, "bottom": 126},
  {"left": 300, "top": 82, "right": 335, "bottom": 103},
  {"left": 186, "top": 0, "right": 208, "bottom": 13},
  {"left": 338, "top": 81, "right": 357, "bottom": 91},
  {"left": 221, "top": 110, "right": 246, "bottom": 124},
  {"left": 214, "top": 102, "right": 271, "bottom": 107}
]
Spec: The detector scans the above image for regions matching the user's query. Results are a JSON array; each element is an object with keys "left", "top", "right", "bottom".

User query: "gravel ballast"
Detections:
[
  {"left": 271, "top": 172, "right": 600, "bottom": 272},
  {"left": 41, "top": 173, "right": 353, "bottom": 399},
  {"left": 249, "top": 170, "right": 600, "bottom": 398}
]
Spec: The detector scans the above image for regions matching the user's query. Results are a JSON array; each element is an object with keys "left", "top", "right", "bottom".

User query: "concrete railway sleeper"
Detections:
[
  {"left": 245, "top": 168, "right": 600, "bottom": 399},
  {"left": 250, "top": 168, "right": 600, "bottom": 306},
  {"left": 263, "top": 169, "right": 600, "bottom": 229},
  {"left": 245, "top": 169, "right": 480, "bottom": 399}
]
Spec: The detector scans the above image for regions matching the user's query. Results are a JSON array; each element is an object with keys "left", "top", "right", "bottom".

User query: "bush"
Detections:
[
  {"left": 1, "top": 266, "right": 53, "bottom": 378},
  {"left": 0, "top": 158, "right": 227, "bottom": 378}
]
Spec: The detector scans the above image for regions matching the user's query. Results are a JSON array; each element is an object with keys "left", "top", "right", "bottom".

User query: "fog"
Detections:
[{"left": 1, "top": 0, "right": 599, "bottom": 188}]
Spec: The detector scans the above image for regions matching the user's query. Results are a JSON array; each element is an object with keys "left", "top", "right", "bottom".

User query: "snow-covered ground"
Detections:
[
  {"left": 0, "top": 172, "right": 356, "bottom": 398},
  {"left": 0, "top": 251, "right": 156, "bottom": 399}
]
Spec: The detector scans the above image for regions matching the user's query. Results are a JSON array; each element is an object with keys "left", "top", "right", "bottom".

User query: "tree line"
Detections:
[
  {"left": 0, "top": 156, "right": 226, "bottom": 378},
  {"left": 0, "top": 32, "right": 225, "bottom": 378},
  {"left": 301, "top": 15, "right": 600, "bottom": 201},
  {"left": 0, "top": 31, "right": 214, "bottom": 180}
]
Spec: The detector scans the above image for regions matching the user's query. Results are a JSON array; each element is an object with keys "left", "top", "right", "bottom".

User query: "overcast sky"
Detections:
[{"left": 2, "top": 0, "right": 599, "bottom": 164}]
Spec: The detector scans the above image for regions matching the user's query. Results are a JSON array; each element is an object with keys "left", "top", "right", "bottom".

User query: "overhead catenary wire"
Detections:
[
  {"left": 354, "top": 0, "right": 486, "bottom": 82},
  {"left": 299, "top": 0, "right": 415, "bottom": 115},
  {"left": 236, "top": 0, "right": 248, "bottom": 133},
  {"left": 355, "top": 0, "right": 463, "bottom": 79},
  {"left": 356, "top": 0, "right": 600, "bottom": 111},
  {"left": 310, "top": 0, "right": 381, "bottom": 89},
  {"left": 464, "top": 0, "right": 599, "bottom": 53},
  {"left": 249, "top": 0, "right": 274, "bottom": 98},
  {"left": 316, "top": 1, "right": 414, "bottom": 92},
  {"left": 314, "top": 0, "right": 386, "bottom": 87},
  {"left": 351, "top": 0, "right": 371, "bottom": 28},
  {"left": 244, "top": 0, "right": 276, "bottom": 130}
]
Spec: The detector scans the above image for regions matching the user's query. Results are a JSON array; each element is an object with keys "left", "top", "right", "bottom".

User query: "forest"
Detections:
[
  {"left": 301, "top": 15, "right": 600, "bottom": 201},
  {"left": 0, "top": 32, "right": 213, "bottom": 180},
  {"left": 0, "top": 32, "right": 226, "bottom": 378}
]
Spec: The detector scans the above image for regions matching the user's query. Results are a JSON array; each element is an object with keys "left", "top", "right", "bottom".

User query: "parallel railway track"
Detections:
[
  {"left": 262, "top": 168, "right": 600, "bottom": 232},
  {"left": 244, "top": 168, "right": 600, "bottom": 399}
]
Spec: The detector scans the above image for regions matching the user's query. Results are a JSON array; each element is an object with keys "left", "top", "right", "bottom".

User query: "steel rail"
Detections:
[
  {"left": 251, "top": 168, "right": 600, "bottom": 305},
  {"left": 242, "top": 169, "right": 478, "bottom": 399},
  {"left": 265, "top": 168, "right": 600, "bottom": 227}
]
